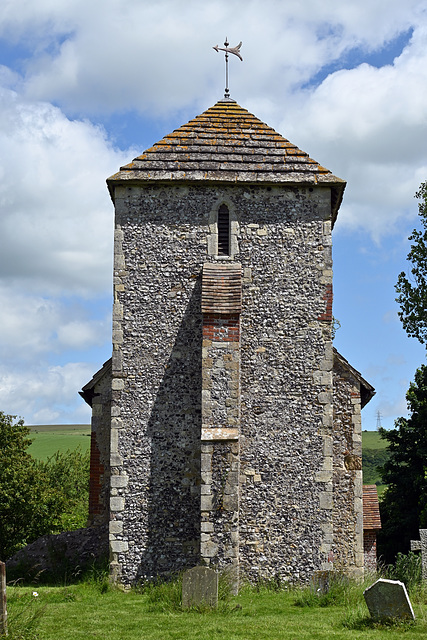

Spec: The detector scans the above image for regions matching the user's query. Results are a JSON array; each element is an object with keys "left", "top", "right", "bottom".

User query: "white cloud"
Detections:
[
  {"left": 0, "top": 84, "right": 134, "bottom": 295},
  {"left": 0, "top": 0, "right": 422, "bottom": 116},
  {"left": 0, "top": 286, "right": 110, "bottom": 361},
  {"left": 273, "top": 24, "right": 427, "bottom": 238},
  {"left": 1, "top": 0, "right": 427, "bottom": 427},
  {"left": 0, "top": 361, "right": 93, "bottom": 425}
]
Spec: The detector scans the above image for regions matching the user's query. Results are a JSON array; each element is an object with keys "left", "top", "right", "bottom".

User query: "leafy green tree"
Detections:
[
  {"left": 0, "top": 412, "right": 89, "bottom": 560},
  {"left": 377, "top": 365, "right": 427, "bottom": 563},
  {"left": 395, "top": 181, "right": 427, "bottom": 344},
  {"left": 43, "top": 449, "right": 90, "bottom": 531},
  {"left": 0, "top": 412, "right": 64, "bottom": 559}
]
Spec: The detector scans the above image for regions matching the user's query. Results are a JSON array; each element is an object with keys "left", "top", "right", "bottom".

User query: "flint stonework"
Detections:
[
  {"left": 80, "top": 100, "right": 374, "bottom": 588},
  {"left": 410, "top": 529, "right": 427, "bottom": 581}
]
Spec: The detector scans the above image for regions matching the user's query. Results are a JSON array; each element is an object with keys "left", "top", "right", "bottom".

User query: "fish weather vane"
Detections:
[{"left": 213, "top": 38, "right": 243, "bottom": 99}]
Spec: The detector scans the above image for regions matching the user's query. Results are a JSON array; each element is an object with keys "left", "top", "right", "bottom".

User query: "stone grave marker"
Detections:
[
  {"left": 0, "top": 561, "right": 7, "bottom": 636},
  {"left": 182, "top": 566, "right": 218, "bottom": 609},
  {"left": 311, "top": 570, "right": 331, "bottom": 594},
  {"left": 363, "top": 578, "right": 415, "bottom": 621},
  {"left": 410, "top": 528, "right": 427, "bottom": 581}
]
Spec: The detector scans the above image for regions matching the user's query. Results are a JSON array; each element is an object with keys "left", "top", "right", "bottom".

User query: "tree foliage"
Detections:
[
  {"left": 361, "top": 447, "right": 390, "bottom": 485},
  {"left": 377, "top": 365, "right": 427, "bottom": 563},
  {"left": 395, "top": 181, "right": 427, "bottom": 345},
  {"left": 0, "top": 411, "right": 89, "bottom": 560}
]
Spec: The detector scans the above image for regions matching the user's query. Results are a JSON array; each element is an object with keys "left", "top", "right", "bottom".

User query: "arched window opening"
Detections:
[{"left": 217, "top": 204, "right": 230, "bottom": 255}]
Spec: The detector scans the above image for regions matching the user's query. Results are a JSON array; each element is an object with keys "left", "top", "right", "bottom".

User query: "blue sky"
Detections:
[{"left": 0, "top": 0, "right": 426, "bottom": 429}]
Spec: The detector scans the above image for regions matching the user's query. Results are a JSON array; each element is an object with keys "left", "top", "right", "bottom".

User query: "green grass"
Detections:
[
  {"left": 5, "top": 578, "right": 427, "bottom": 640},
  {"left": 28, "top": 425, "right": 90, "bottom": 461},
  {"left": 362, "top": 431, "right": 390, "bottom": 496},
  {"left": 362, "top": 431, "right": 388, "bottom": 450}
]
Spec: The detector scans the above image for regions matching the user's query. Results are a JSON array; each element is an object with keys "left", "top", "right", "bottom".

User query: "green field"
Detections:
[
  {"left": 26, "top": 425, "right": 389, "bottom": 496},
  {"left": 362, "top": 430, "right": 388, "bottom": 450},
  {"left": 362, "top": 430, "right": 390, "bottom": 496},
  {"left": 28, "top": 424, "right": 91, "bottom": 461}
]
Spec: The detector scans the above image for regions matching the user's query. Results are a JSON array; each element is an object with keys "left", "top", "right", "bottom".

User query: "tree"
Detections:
[
  {"left": 395, "top": 181, "right": 427, "bottom": 345},
  {"left": 377, "top": 366, "right": 427, "bottom": 564},
  {"left": 0, "top": 412, "right": 89, "bottom": 560},
  {"left": 42, "top": 449, "right": 90, "bottom": 531}
]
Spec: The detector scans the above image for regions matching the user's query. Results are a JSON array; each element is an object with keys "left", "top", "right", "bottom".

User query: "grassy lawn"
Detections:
[
  {"left": 28, "top": 425, "right": 90, "bottom": 461},
  {"left": 362, "top": 431, "right": 390, "bottom": 496},
  {"left": 362, "top": 431, "right": 388, "bottom": 450},
  {"left": 5, "top": 580, "right": 427, "bottom": 640}
]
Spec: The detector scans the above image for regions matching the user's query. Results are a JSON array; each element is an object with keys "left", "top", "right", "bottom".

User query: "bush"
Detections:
[{"left": 0, "top": 412, "right": 89, "bottom": 560}]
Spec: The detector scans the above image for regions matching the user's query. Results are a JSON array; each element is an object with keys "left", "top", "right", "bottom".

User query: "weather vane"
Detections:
[{"left": 213, "top": 38, "right": 243, "bottom": 99}]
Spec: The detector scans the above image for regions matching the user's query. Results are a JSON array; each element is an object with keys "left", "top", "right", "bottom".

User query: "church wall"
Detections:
[
  {"left": 332, "top": 359, "right": 364, "bottom": 578},
  {"left": 236, "top": 186, "right": 334, "bottom": 584},
  {"left": 364, "top": 530, "right": 378, "bottom": 573},
  {"left": 109, "top": 182, "right": 336, "bottom": 585},
  {"left": 110, "top": 183, "right": 205, "bottom": 584},
  {"left": 88, "top": 371, "right": 111, "bottom": 526}
]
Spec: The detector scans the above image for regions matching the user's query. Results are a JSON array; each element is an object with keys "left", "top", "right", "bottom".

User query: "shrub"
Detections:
[{"left": 0, "top": 411, "right": 89, "bottom": 560}]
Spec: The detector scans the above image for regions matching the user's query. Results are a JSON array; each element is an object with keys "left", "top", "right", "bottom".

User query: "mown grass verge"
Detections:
[{"left": 4, "top": 572, "right": 427, "bottom": 640}]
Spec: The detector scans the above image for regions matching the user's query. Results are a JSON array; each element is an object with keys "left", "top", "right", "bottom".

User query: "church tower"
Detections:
[{"left": 83, "top": 99, "right": 373, "bottom": 586}]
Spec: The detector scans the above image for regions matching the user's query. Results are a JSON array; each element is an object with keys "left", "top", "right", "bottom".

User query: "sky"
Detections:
[{"left": 0, "top": 0, "right": 427, "bottom": 429}]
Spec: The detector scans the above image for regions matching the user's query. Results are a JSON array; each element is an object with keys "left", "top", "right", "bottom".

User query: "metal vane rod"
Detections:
[{"left": 213, "top": 38, "right": 243, "bottom": 99}]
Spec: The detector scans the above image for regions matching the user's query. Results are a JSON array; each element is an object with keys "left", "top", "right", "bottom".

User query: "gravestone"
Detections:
[
  {"left": 0, "top": 561, "right": 7, "bottom": 636},
  {"left": 182, "top": 566, "right": 218, "bottom": 608},
  {"left": 363, "top": 578, "right": 415, "bottom": 621},
  {"left": 311, "top": 570, "right": 331, "bottom": 594},
  {"left": 410, "top": 529, "right": 427, "bottom": 581}
]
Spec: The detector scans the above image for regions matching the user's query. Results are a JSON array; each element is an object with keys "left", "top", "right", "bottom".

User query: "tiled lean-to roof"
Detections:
[{"left": 107, "top": 99, "right": 346, "bottom": 223}]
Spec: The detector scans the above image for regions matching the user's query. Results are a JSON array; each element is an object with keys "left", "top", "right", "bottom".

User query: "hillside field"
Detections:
[
  {"left": 361, "top": 430, "right": 388, "bottom": 449},
  {"left": 28, "top": 424, "right": 91, "bottom": 460},
  {"left": 27, "top": 426, "right": 388, "bottom": 493},
  {"left": 362, "top": 430, "right": 389, "bottom": 496}
]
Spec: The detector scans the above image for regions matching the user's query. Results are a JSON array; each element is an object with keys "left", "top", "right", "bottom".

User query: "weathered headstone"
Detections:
[
  {"left": 0, "top": 561, "right": 7, "bottom": 636},
  {"left": 311, "top": 570, "right": 332, "bottom": 594},
  {"left": 410, "top": 528, "right": 427, "bottom": 581},
  {"left": 182, "top": 566, "right": 218, "bottom": 608},
  {"left": 363, "top": 578, "right": 415, "bottom": 621}
]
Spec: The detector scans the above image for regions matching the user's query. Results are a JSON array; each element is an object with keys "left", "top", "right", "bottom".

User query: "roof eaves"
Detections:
[{"left": 333, "top": 348, "right": 375, "bottom": 408}]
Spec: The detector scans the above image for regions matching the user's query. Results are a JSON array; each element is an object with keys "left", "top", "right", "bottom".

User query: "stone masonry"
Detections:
[{"left": 81, "top": 99, "right": 374, "bottom": 586}]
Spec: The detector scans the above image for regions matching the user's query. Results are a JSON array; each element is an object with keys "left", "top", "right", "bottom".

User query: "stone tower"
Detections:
[{"left": 81, "top": 99, "right": 374, "bottom": 587}]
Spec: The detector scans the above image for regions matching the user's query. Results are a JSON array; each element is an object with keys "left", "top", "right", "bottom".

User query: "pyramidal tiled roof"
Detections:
[{"left": 108, "top": 99, "right": 346, "bottom": 221}]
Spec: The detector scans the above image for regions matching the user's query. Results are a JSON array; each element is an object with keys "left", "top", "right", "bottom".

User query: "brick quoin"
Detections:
[
  {"left": 203, "top": 313, "right": 240, "bottom": 342},
  {"left": 89, "top": 433, "right": 104, "bottom": 516},
  {"left": 318, "top": 284, "right": 333, "bottom": 322}
]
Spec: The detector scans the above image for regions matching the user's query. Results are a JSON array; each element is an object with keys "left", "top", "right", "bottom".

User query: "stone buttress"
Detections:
[{"left": 200, "top": 262, "right": 242, "bottom": 589}]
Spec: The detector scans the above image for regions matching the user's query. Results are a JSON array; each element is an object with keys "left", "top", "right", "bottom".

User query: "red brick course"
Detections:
[
  {"left": 203, "top": 313, "right": 240, "bottom": 342},
  {"left": 318, "top": 284, "right": 333, "bottom": 322}
]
